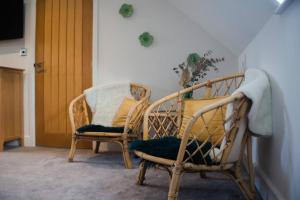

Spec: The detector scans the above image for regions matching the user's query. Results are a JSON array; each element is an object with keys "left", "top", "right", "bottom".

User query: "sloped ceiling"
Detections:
[{"left": 168, "top": 0, "right": 275, "bottom": 55}]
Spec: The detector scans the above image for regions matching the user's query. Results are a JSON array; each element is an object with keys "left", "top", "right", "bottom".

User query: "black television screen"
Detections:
[{"left": 0, "top": 0, "right": 24, "bottom": 40}]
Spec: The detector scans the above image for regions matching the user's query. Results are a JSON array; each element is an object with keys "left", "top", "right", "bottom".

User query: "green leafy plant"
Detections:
[
  {"left": 119, "top": 4, "right": 134, "bottom": 18},
  {"left": 173, "top": 50, "right": 225, "bottom": 89},
  {"left": 139, "top": 32, "right": 154, "bottom": 47},
  {"left": 187, "top": 53, "right": 201, "bottom": 66}
]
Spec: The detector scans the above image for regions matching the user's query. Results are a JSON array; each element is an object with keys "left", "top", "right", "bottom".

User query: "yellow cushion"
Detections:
[
  {"left": 179, "top": 97, "right": 227, "bottom": 145},
  {"left": 112, "top": 97, "right": 138, "bottom": 127}
]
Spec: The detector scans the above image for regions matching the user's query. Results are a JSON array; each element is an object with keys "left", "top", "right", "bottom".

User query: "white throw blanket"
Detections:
[
  {"left": 84, "top": 81, "right": 132, "bottom": 127},
  {"left": 229, "top": 68, "right": 273, "bottom": 136},
  {"left": 211, "top": 69, "right": 273, "bottom": 162}
]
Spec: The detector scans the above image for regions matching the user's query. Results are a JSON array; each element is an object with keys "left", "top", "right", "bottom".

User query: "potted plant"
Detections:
[{"left": 172, "top": 50, "right": 224, "bottom": 98}]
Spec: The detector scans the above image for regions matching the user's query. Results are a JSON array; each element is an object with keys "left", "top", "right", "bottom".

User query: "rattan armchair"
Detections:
[
  {"left": 135, "top": 74, "right": 256, "bottom": 199},
  {"left": 68, "top": 83, "right": 151, "bottom": 169}
]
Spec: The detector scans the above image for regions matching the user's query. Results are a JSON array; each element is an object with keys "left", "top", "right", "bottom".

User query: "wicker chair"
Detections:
[
  {"left": 135, "top": 74, "right": 257, "bottom": 199},
  {"left": 68, "top": 83, "right": 151, "bottom": 169}
]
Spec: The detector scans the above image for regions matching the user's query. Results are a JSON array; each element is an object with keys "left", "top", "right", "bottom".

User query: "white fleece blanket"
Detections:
[
  {"left": 210, "top": 69, "right": 273, "bottom": 162},
  {"left": 84, "top": 81, "right": 132, "bottom": 127},
  {"left": 228, "top": 68, "right": 273, "bottom": 136}
]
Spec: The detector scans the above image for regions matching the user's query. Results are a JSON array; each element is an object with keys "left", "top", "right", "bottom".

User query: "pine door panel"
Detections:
[{"left": 35, "top": 0, "right": 92, "bottom": 148}]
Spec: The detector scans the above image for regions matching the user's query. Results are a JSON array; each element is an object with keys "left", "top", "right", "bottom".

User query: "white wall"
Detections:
[
  {"left": 239, "top": 1, "right": 300, "bottom": 199},
  {"left": 96, "top": 0, "right": 238, "bottom": 101},
  {"left": 0, "top": 0, "right": 36, "bottom": 146}
]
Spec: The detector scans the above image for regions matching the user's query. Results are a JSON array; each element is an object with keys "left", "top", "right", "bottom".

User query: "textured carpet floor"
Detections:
[{"left": 0, "top": 147, "right": 245, "bottom": 200}]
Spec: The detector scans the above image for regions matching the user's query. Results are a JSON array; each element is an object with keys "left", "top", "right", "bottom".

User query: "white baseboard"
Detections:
[
  {"left": 255, "top": 166, "right": 286, "bottom": 200},
  {"left": 24, "top": 135, "right": 35, "bottom": 147}
]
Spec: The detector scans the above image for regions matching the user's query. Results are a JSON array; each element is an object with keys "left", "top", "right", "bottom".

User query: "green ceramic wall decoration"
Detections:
[
  {"left": 139, "top": 32, "right": 154, "bottom": 47},
  {"left": 119, "top": 4, "right": 134, "bottom": 18}
]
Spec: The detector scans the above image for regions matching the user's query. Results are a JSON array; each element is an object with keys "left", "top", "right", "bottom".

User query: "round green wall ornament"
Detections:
[
  {"left": 119, "top": 4, "right": 134, "bottom": 18},
  {"left": 139, "top": 32, "right": 154, "bottom": 47}
]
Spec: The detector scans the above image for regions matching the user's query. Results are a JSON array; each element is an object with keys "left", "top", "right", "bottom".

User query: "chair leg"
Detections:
[
  {"left": 136, "top": 161, "right": 147, "bottom": 185},
  {"left": 93, "top": 141, "right": 101, "bottom": 154},
  {"left": 68, "top": 136, "right": 78, "bottom": 162},
  {"left": 168, "top": 165, "right": 182, "bottom": 200},
  {"left": 165, "top": 167, "right": 173, "bottom": 182},
  {"left": 233, "top": 161, "right": 256, "bottom": 200},
  {"left": 199, "top": 172, "right": 207, "bottom": 179},
  {"left": 19, "top": 138, "right": 24, "bottom": 147},
  {"left": 247, "top": 136, "right": 256, "bottom": 195},
  {"left": 121, "top": 140, "right": 133, "bottom": 169},
  {"left": 232, "top": 135, "right": 256, "bottom": 200}
]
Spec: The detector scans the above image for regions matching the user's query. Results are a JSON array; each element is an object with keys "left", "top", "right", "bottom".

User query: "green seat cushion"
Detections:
[
  {"left": 130, "top": 136, "right": 213, "bottom": 165},
  {"left": 77, "top": 124, "right": 124, "bottom": 134}
]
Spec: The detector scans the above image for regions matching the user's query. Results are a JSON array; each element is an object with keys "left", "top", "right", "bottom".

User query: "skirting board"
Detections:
[
  {"left": 255, "top": 166, "right": 285, "bottom": 200},
  {"left": 242, "top": 153, "right": 285, "bottom": 200},
  {"left": 24, "top": 135, "right": 35, "bottom": 147}
]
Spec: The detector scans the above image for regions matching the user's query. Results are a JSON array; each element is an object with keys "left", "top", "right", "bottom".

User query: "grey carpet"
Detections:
[{"left": 0, "top": 147, "right": 245, "bottom": 200}]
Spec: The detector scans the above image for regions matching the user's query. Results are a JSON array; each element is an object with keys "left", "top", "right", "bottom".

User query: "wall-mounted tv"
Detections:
[{"left": 0, "top": 0, "right": 24, "bottom": 40}]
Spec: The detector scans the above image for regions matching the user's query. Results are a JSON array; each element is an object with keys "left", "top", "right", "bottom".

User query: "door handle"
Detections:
[{"left": 34, "top": 62, "right": 46, "bottom": 73}]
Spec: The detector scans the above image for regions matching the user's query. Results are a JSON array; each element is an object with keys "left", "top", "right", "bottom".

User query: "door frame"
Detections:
[{"left": 35, "top": 0, "right": 45, "bottom": 147}]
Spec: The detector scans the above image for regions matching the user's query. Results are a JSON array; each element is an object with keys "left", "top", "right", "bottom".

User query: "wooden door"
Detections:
[{"left": 35, "top": 0, "right": 93, "bottom": 147}]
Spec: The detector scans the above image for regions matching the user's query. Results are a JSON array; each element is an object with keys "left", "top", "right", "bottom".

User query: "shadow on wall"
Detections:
[
  {"left": 0, "top": 38, "right": 25, "bottom": 55},
  {"left": 256, "top": 74, "right": 292, "bottom": 199}
]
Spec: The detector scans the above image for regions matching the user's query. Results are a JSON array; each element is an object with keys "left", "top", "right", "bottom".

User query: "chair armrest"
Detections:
[
  {"left": 123, "top": 92, "right": 151, "bottom": 137},
  {"left": 69, "top": 94, "right": 90, "bottom": 134}
]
